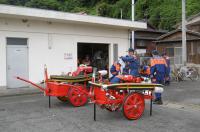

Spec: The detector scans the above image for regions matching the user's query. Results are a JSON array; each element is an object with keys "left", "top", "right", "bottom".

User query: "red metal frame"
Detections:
[
  {"left": 16, "top": 66, "right": 91, "bottom": 107},
  {"left": 16, "top": 66, "right": 157, "bottom": 121},
  {"left": 89, "top": 74, "right": 156, "bottom": 120}
]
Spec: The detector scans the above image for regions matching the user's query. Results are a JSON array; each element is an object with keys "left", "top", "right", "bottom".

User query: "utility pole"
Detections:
[
  {"left": 182, "top": 0, "right": 187, "bottom": 65},
  {"left": 131, "top": 0, "right": 135, "bottom": 49},
  {"left": 120, "top": 8, "right": 123, "bottom": 19}
]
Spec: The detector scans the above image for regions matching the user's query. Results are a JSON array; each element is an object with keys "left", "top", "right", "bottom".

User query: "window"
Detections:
[
  {"left": 137, "top": 40, "right": 146, "bottom": 47},
  {"left": 7, "top": 37, "right": 27, "bottom": 45},
  {"left": 198, "top": 47, "right": 200, "bottom": 54},
  {"left": 166, "top": 47, "right": 182, "bottom": 65},
  {"left": 166, "top": 47, "right": 174, "bottom": 57}
]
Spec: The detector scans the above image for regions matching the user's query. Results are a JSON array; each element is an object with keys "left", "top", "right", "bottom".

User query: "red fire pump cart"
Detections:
[
  {"left": 16, "top": 65, "right": 94, "bottom": 108},
  {"left": 89, "top": 74, "right": 163, "bottom": 120},
  {"left": 17, "top": 66, "right": 163, "bottom": 120}
]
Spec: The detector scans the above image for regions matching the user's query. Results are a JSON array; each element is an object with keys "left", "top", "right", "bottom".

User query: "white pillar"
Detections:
[
  {"left": 131, "top": 0, "right": 135, "bottom": 49},
  {"left": 120, "top": 8, "right": 123, "bottom": 19},
  {"left": 182, "top": 0, "right": 187, "bottom": 65}
]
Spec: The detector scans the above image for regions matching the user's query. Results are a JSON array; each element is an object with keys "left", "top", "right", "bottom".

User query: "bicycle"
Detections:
[{"left": 176, "top": 66, "right": 199, "bottom": 81}]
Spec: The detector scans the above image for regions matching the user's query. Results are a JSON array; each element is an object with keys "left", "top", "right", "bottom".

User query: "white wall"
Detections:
[{"left": 0, "top": 18, "right": 129, "bottom": 88}]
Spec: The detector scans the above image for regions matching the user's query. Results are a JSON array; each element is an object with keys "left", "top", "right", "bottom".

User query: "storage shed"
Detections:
[{"left": 0, "top": 4, "right": 146, "bottom": 89}]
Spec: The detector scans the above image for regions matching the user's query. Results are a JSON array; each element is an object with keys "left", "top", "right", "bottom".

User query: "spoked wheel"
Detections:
[
  {"left": 189, "top": 69, "right": 199, "bottom": 81},
  {"left": 123, "top": 92, "right": 145, "bottom": 120},
  {"left": 57, "top": 96, "right": 68, "bottom": 102},
  {"left": 177, "top": 72, "right": 184, "bottom": 81},
  {"left": 68, "top": 86, "right": 88, "bottom": 107}
]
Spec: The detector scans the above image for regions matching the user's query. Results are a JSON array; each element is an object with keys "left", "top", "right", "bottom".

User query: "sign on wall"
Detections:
[
  {"left": 135, "top": 49, "right": 146, "bottom": 54},
  {"left": 64, "top": 53, "right": 73, "bottom": 59}
]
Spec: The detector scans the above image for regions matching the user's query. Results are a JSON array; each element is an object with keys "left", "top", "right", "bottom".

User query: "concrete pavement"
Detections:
[
  {"left": 163, "top": 80, "right": 200, "bottom": 106},
  {"left": 0, "top": 80, "right": 200, "bottom": 132},
  {"left": 0, "top": 94, "right": 200, "bottom": 132},
  {"left": 0, "top": 86, "right": 42, "bottom": 97}
]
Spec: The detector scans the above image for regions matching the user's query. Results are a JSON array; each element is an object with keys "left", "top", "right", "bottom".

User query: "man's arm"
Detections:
[{"left": 121, "top": 56, "right": 135, "bottom": 62}]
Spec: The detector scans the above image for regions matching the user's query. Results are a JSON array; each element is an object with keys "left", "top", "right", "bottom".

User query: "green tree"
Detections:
[
  {"left": 25, "top": 0, "right": 61, "bottom": 10},
  {"left": 0, "top": 0, "right": 30, "bottom": 5},
  {"left": 0, "top": 0, "right": 7, "bottom": 4},
  {"left": 79, "top": 0, "right": 99, "bottom": 7},
  {"left": 112, "top": 0, "right": 131, "bottom": 19},
  {"left": 186, "top": 0, "right": 200, "bottom": 16},
  {"left": 0, "top": 0, "right": 199, "bottom": 31},
  {"left": 97, "top": 2, "right": 112, "bottom": 17},
  {"left": 58, "top": 0, "right": 81, "bottom": 12}
]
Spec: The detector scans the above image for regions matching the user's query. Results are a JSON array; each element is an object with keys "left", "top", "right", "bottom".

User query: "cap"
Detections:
[
  {"left": 128, "top": 48, "right": 134, "bottom": 52},
  {"left": 152, "top": 50, "right": 159, "bottom": 55}
]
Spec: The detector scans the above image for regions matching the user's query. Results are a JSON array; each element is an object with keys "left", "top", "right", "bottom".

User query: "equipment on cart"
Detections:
[{"left": 67, "top": 64, "right": 93, "bottom": 76}]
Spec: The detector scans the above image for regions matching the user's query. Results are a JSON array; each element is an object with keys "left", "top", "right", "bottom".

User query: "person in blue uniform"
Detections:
[
  {"left": 120, "top": 48, "right": 140, "bottom": 76},
  {"left": 139, "top": 65, "right": 150, "bottom": 77},
  {"left": 150, "top": 50, "right": 167, "bottom": 105},
  {"left": 110, "top": 61, "right": 121, "bottom": 80},
  {"left": 110, "top": 48, "right": 139, "bottom": 83},
  {"left": 162, "top": 52, "right": 170, "bottom": 85}
]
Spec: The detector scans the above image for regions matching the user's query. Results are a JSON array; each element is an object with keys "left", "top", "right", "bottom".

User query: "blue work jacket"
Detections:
[{"left": 121, "top": 55, "right": 139, "bottom": 76}]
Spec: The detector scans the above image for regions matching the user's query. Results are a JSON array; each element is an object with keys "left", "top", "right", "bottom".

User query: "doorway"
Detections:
[
  {"left": 6, "top": 37, "right": 29, "bottom": 88},
  {"left": 77, "top": 43, "right": 109, "bottom": 70}
]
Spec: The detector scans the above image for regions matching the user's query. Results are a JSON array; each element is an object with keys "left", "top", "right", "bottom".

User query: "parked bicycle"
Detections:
[{"left": 172, "top": 66, "right": 199, "bottom": 82}]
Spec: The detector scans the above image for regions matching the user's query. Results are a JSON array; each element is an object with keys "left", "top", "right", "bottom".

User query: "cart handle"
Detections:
[{"left": 16, "top": 76, "right": 45, "bottom": 92}]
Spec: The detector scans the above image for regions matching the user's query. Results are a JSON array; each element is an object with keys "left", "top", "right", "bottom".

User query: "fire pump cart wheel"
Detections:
[
  {"left": 68, "top": 86, "right": 88, "bottom": 107},
  {"left": 57, "top": 96, "right": 68, "bottom": 102},
  {"left": 123, "top": 92, "right": 145, "bottom": 120}
]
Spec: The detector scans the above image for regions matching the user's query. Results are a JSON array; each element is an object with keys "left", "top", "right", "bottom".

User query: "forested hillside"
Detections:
[{"left": 0, "top": 0, "right": 200, "bottom": 30}]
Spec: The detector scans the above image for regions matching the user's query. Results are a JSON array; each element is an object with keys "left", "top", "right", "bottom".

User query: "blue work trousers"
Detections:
[{"left": 154, "top": 73, "right": 165, "bottom": 100}]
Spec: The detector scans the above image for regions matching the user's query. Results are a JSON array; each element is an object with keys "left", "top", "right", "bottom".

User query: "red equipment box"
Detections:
[{"left": 46, "top": 82, "right": 69, "bottom": 96}]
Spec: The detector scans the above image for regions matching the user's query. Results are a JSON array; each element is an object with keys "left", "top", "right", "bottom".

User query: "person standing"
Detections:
[
  {"left": 162, "top": 52, "right": 170, "bottom": 85},
  {"left": 150, "top": 50, "right": 167, "bottom": 105},
  {"left": 120, "top": 48, "right": 140, "bottom": 76}
]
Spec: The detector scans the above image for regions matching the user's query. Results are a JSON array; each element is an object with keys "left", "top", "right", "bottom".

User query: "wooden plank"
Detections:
[
  {"left": 49, "top": 78, "right": 92, "bottom": 83},
  {"left": 89, "top": 81, "right": 163, "bottom": 90},
  {"left": 50, "top": 74, "right": 93, "bottom": 80}
]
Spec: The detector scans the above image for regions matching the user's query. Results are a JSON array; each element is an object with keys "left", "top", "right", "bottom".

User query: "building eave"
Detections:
[
  {"left": 135, "top": 37, "right": 156, "bottom": 40},
  {"left": 155, "top": 38, "right": 200, "bottom": 43},
  {"left": 0, "top": 4, "right": 147, "bottom": 30},
  {"left": 186, "top": 12, "right": 200, "bottom": 26},
  {"left": 135, "top": 29, "right": 167, "bottom": 34}
]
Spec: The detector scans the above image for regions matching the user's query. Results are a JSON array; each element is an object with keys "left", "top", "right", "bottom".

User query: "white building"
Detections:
[{"left": 0, "top": 4, "right": 146, "bottom": 89}]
